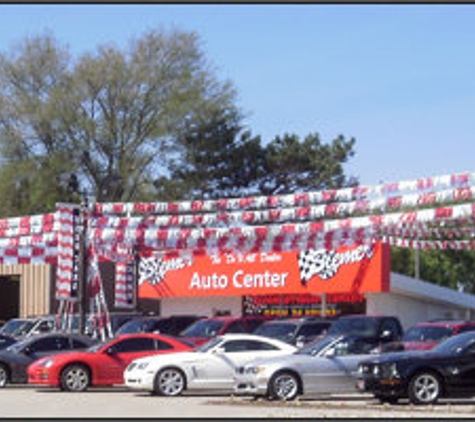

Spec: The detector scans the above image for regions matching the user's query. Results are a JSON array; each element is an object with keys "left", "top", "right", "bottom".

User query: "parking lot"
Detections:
[{"left": 2, "top": 386, "right": 475, "bottom": 418}]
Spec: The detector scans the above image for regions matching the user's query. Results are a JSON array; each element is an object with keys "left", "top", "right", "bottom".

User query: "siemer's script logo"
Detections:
[
  {"left": 138, "top": 256, "right": 193, "bottom": 286},
  {"left": 298, "top": 245, "right": 375, "bottom": 285}
]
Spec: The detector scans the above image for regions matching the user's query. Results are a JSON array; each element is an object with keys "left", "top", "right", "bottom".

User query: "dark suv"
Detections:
[
  {"left": 327, "top": 315, "right": 403, "bottom": 350},
  {"left": 115, "top": 315, "right": 204, "bottom": 336},
  {"left": 253, "top": 317, "right": 333, "bottom": 347},
  {"left": 178, "top": 316, "right": 269, "bottom": 346},
  {"left": 382, "top": 319, "right": 475, "bottom": 352}
]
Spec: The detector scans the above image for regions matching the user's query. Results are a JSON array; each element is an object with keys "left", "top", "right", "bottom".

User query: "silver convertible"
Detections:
[{"left": 234, "top": 334, "right": 381, "bottom": 400}]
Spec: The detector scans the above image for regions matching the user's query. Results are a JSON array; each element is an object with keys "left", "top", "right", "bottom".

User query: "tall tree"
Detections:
[
  {"left": 157, "top": 107, "right": 266, "bottom": 200},
  {"left": 257, "top": 133, "right": 357, "bottom": 195},
  {"left": 161, "top": 129, "right": 357, "bottom": 200},
  {"left": 0, "top": 29, "right": 240, "bottom": 215}
]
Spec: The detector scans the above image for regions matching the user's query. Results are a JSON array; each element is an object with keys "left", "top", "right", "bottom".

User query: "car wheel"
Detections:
[
  {"left": 268, "top": 371, "right": 300, "bottom": 401},
  {"left": 0, "top": 364, "right": 9, "bottom": 388},
  {"left": 154, "top": 368, "right": 186, "bottom": 397},
  {"left": 408, "top": 371, "right": 442, "bottom": 405},
  {"left": 60, "top": 364, "right": 90, "bottom": 392}
]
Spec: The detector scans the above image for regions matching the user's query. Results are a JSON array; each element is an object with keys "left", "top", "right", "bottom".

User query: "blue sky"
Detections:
[{"left": 0, "top": 4, "right": 474, "bottom": 187}]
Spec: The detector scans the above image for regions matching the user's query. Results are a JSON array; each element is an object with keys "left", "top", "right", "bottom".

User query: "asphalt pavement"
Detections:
[{"left": 1, "top": 385, "right": 475, "bottom": 418}]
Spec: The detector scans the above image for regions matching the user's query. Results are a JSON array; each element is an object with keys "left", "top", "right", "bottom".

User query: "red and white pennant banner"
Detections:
[
  {"left": 0, "top": 246, "right": 58, "bottom": 265},
  {"left": 386, "top": 237, "right": 475, "bottom": 250},
  {"left": 93, "top": 171, "right": 475, "bottom": 216},
  {"left": 88, "top": 202, "right": 475, "bottom": 252},
  {"left": 89, "top": 185, "right": 475, "bottom": 230},
  {"left": 0, "top": 213, "right": 56, "bottom": 237},
  {"left": 56, "top": 204, "right": 81, "bottom": 300},
  {"left": 0, "top": 233, "right": 57, "bottom": 248}
]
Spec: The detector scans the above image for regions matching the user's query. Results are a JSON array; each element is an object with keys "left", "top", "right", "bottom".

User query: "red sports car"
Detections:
[{"left": 27, "top": 333, "right": 193, "bottom": 392}]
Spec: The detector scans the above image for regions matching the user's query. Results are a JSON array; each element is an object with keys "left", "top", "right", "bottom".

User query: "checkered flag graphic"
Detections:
[{"left": 298, "top": 249, "right": 338, "bottom": 285}]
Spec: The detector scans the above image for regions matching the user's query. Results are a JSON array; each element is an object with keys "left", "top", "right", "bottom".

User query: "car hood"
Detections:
[
  {"left": 361, "top": 349, "right": 444, "bottom": 365},
  {"left": 0, "top": 350, "right": 21, "bottom": 360},
  {"left": 32, "top": 350, "right": 92, "bottom": 367},
  {"left": 400, "top": 340, "right": 438, "bottom": 351}
]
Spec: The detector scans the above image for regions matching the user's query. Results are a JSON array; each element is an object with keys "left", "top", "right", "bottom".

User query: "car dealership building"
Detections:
[{"left": 2, "top": 242, "right": 475, "bottom": 331}]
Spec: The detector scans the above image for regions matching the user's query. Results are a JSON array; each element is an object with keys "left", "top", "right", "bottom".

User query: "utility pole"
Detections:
[
  {"left": 414, "top": 248, "right": 420, "bottom": 279},
  {"left": 78, "top": 191, "right": 89, "bottom": 335}
]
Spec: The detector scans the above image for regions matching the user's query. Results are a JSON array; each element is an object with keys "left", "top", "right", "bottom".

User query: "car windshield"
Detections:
[
  {"left": 296, "top": 335, "right": 340, "bottom": 355},
  {"left": 253, "top": 322, "right": 297, "bottom": 341},
  {"left": 195, "top": 337, "right": 223, "bottom": 353},
  {"left": 432, "top": 332, "right": 475, "bottom": 355},
  {"left": 11, "top": 320, "right": 37, "bottom": 337},
  {"left": 328, "top": 317, "right": 378, "bottom": 338},
  {"left": 180, "top": 320, "right": 224, "bottom": 338},
  {"left": 87, "top": 341, "right": 109, "bottom": 353},
  {"left": 403, "top": 326, "right": 454, "bottom": 342},
  {"left": 116, "top": 319, "right": 147, "bottom": 335},
  {"left": 0, "top": 319, "right": 30, "bottom": 336}
]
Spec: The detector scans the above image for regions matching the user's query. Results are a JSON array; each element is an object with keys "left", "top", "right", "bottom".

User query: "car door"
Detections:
[
  {"left": 303, "top": 337, "right": 375, "bottom": 394},
  {"left": 12, "top": 336, "right": 70, "bottom": 382},
  {"left": 26, "top": 336, "right": 71, "bottom": 360},
  {"left": 446, "top": 341, "right": 475, "bottom": 392},
  {"left": 192, "top": 339, "right": 283, "bottom": 390},
  {"left": 95, "top": 337, "right": 166, "bottom": 385}
]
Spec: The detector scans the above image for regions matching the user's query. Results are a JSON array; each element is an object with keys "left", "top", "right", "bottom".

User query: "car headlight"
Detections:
[
  {"left": 137, "top": 361, "right": 149, "bottom": 370},
  {"left": 39, "top": 359, "right": 55, "bottom": 368},
  {"left": 375, "top": 363, "right": 399, "bottom": 378}
]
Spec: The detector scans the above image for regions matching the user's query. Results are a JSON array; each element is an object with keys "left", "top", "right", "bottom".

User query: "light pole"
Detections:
[{"left": 78, "top": 190, "right": 90, "bottom": 335}]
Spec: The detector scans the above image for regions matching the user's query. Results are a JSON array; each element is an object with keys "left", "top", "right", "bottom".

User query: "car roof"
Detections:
[
  {"left": 198, "top": 316, "right": 245, "bottom": 322},
  {"left": 412, "top": 320, "right": 475, "bottom": 328},
  {"left": 113, "top": 332, "right": 186, "bottom": 341},
  {"left": 217, "top": 333, "right": 297, "bottom": 346},
  {"left": 337, "top": 314, "right": 396, "bottom": 319},
  {"left": 259, "top": 317, "right": 331, "bottom": 325},
  {"left": 20, "top": 332, "right": 95, "bottom": 343}
]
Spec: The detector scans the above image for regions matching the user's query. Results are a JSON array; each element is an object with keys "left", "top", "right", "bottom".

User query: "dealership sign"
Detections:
[{"left": 138, "top": 242, "right": 390, "bottom": 299}]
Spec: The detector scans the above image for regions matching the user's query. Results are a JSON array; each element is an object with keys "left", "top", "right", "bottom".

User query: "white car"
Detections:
[{"left": 124, "top": 333, "right": 296, "bottom": 396}]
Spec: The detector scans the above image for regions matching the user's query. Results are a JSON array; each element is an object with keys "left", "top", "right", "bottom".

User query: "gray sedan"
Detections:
[{"left": 234, "top": 334, "right": 380, "bottom": 400}]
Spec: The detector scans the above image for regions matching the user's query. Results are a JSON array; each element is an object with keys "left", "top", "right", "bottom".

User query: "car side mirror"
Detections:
[
  {"left": 296, "top": 335, "right": 306, "bottom": 348},
  {"left": 213, "top": 347, "right": 225, "bottom": 355},
  {"left": 23, "top": 346, "right": 32, "bottom": 355},
  {"left": 104, "top": 346, "right": 116, "bottom": 355},
  {"left": 325, "top": 348, "right": 336, "bottom": 358}
]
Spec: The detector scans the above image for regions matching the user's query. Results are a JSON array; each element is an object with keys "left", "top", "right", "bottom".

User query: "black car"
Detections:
[
  {"left": 253, "top": 317, "right": 333, "bottom": 347},
  {"left": 327, "top": 315, "right": 403, "bottom": 349},
  {"left": 0, "top": 332, "right": 95, "bottom": 387},
  {"left": 0, "top": 334, "right": 16, "bottom": 351},
  {"left": 115, "top": 315, "right": 204, "bottom": 336},
  {"left": 357, "top": 331, "right": 475, "bottom": 405}
]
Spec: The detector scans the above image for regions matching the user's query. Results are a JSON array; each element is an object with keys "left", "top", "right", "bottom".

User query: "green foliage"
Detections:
[
  {"left": 258, "top": 133, "right": 357, "bottom": 195},
  {"left": 0, "top": 29, "right": 239, "bottom": 212},
  {"left": 161, "top": 127, "right": 357, "bottom": 200},
  {"left": 391, "top": 247, "right": 475, "bottom": 294}
]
